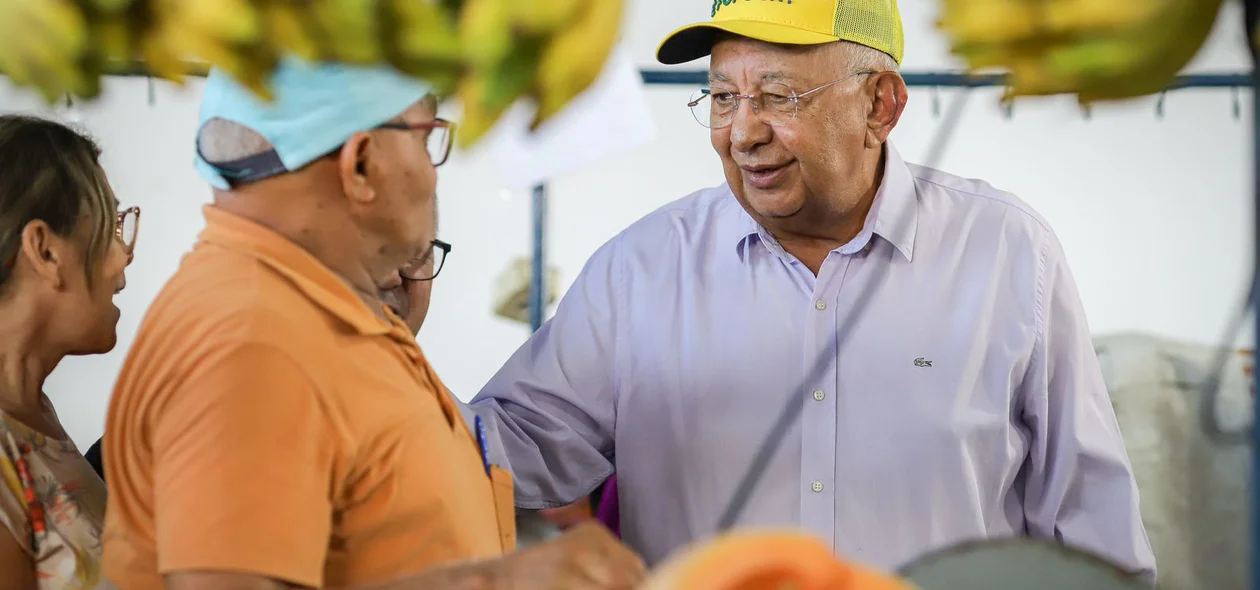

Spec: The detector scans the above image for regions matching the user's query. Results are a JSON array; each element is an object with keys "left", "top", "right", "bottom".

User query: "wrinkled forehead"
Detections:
[{"left": 709, "top": 36, "right": 842, "bottom": 85}]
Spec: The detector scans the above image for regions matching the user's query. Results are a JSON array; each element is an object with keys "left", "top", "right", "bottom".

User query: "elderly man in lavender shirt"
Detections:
[{"left": 466, "top": 1, "right": 1156, "bottom": 581}]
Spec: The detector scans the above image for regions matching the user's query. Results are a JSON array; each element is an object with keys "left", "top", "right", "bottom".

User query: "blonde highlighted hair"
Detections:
[{"left": 0, "top": 115, "right": 117, "bottom": 290}]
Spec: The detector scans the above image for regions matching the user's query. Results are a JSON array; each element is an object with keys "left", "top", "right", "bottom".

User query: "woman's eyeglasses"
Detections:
[
  {"left": 400, "top": 239, "right": 451, "bottom": 281},
  {"left": 116, "top": 206, "right": 140, "bottom": 255}
]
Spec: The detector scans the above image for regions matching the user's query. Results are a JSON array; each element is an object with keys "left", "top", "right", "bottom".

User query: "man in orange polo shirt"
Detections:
[{"left": 102, "top": 58, "right": 643, "bottom": 590}]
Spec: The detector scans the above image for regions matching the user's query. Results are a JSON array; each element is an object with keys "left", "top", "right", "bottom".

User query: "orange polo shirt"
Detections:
[{"left": 102, "top": 206, "right": 515, "bottom": 589}]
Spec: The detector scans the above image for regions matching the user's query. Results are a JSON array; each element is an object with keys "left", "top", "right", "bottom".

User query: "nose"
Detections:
[{"left": 729, "top": 99, "right": 772, "bottom": 152}]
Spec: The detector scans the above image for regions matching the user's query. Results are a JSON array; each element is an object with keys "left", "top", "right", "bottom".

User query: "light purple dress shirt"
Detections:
[{"left": 467, "top": 144, "right": 1156, "bottom": 579}]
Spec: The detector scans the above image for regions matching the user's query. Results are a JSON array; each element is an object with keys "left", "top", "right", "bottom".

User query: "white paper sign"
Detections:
[{"left": 484, "top": 44, "right": 656, "bottom": 190}]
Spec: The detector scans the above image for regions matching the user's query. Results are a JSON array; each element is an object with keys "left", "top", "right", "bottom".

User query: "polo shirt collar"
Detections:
[{"left": 197, "top": 205, "right": 405, "bottom": 337}]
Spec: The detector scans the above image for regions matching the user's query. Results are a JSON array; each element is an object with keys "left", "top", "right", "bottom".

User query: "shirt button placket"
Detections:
[{"left": 800, "top": 288, "right": 838, "bottom": 549}]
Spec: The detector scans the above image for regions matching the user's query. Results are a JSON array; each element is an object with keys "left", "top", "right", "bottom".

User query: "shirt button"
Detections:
[
  {"left": 812, "top": 389, "right": 825, "bottom": 401},
  {"left": 811, "top": 481, "right": 824, "bottom": 493},
  {"left": 814, "top": 299, "right": 827, "bottom": 311}
]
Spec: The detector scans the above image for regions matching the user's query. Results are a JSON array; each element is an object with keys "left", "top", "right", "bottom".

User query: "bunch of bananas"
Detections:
[
  {"left": 0, "top": 0, "right": 625, "bottom": 148},
  {"left": 454, "top": 0, "right": 624, "bottom": 146},
  {"left": 937, "top": 0, "right": 1228, "bottom": 103}
]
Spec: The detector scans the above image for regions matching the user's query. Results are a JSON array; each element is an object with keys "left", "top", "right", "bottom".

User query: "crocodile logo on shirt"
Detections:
[{"left": 913, "top": 357, "right": 933, "bottom": 368}]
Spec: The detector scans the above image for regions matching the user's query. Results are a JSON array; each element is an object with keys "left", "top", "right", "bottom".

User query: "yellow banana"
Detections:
[
  {"left": 91, "top": 16, "right": 133, "bottom": 65},
  {"left": 998, "top": 0, "right": 1225, "bottom": 101},
  {"left": 937, "top": 0, "right": 1042, "bottom": 47},
  {"left": 381, "top": 0, "right": 463, "bottom": 96},
  {"left": 510, "top": 0, "right": 585, "bottom": 35},
  {"left": 262, "top": 0, "right": 321, "bottom": 62},
  {"left": 309, "top": 0, "right": 383, "bottom": 63},
  {"left": 460, "top": 0, "right": 515, "bottom": 71},
  {"left": 176, "top": 0, "right": 262, "bottom": 45},
  {"left": 532, "top": 0, "right": 625, "bottom": 127},
  {"left": 1072, "top": 0, "right": 1225, "bottom": 102},
  {"left": 0, "top": 0, "right": 90, "bottom": 101},
  {"left": 391, "top": 0, "right": 463, "bottom": 63},
  {"left": 1039, "top": 0, "right": 1165, "bottom": 36},
  {"left": 138, "top": 22, "right": 190, "bottom": 83},
  {"left": 457, "top": 40, "right": 545, "bottom": 147}
]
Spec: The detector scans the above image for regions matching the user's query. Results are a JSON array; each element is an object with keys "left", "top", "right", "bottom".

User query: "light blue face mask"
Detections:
[{"left": 193, "top": 56, "right": 433, "bottom": 190}]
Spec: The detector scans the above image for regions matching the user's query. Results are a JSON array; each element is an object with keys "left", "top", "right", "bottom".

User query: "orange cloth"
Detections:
[{"left": 102, "top": 206, "right": 514, "bottom": 589}]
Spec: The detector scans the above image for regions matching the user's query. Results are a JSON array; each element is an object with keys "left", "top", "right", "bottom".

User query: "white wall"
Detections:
[{"left": 1, "top": 0, "right": 1255, "bottom": 450}]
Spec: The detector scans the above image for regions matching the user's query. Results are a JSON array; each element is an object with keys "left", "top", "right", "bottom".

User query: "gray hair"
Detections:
[
  {"left": 841, "top": 41, "right": 899, "bottom": 74},
  {"left": 196, "top": 118, "right": 274, "bottom": 163}
]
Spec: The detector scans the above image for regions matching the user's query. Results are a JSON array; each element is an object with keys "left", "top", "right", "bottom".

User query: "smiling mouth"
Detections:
[{"left": 741, "top": 162, "right": 791, "bottom": 187}]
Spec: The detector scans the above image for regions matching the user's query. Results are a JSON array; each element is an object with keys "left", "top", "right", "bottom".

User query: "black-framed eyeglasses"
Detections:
[
  {"left": 400, "top": 239, "right": 451, "bottom": 281},
  {"left": 376, "top": 118, "right": 456, "bottom": 167}
]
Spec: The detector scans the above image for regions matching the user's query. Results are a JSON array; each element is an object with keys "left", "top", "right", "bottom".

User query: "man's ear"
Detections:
[
  {"left": 18, "top": 220, "right": 69, "bottom": 289},
  {"left": 865, "top": 72, "right": 908, "bottom": 148},
  {"left": 338, "top": 132, "right": 377, "bottom": 205}
]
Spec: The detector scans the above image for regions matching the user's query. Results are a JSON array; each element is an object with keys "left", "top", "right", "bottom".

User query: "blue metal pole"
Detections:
[
  {"left": 529, "top": 183, "right": 547, "bottom": 333},
  {"left": 637, "top": 69, "right": 1253, "bottom": 89},
  {"left": 1251, "top": 64, "right": 1260, "bottom": 590}
]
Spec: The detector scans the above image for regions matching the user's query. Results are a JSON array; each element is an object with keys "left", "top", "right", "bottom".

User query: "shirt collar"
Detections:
[
  {"left": 197, "top": 205, "right": 407, "bottom": 337},
  {"left": 734, "top": 142, "right": 919, "bottom": 262}
]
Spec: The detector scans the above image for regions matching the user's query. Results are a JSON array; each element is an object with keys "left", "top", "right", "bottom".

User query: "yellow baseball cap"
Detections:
[{"left": 656, "top": 0, "right": 904, "bottom": 66}]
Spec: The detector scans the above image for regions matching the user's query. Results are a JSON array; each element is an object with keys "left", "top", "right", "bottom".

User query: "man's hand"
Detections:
[{"left": 487, "top": 521, "right": 645, "bottom": 589}]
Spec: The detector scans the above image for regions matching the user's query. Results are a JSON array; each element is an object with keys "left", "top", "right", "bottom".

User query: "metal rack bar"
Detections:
[
  {"left": 98, "top": 64, "right": 1255, "bottom": 89},
  {"left": 638, "top": 69, "right": 1254, "bottom": 88}
]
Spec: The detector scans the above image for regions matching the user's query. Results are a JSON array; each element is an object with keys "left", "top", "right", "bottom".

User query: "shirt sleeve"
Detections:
[
  {"left": 1018, "top": 235, "right": 1158, "bottom": 583},
  {"left": 151, "top": 341, "right": 336, "bottom": 587},
  {"left": 467, "top": 238, "right": 623, "bottom": 509}
]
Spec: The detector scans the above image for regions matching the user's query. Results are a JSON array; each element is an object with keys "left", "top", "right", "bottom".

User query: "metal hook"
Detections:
[
  {"left": 61, "top": 95, "right": 83, "bottom": 125},
  {"left": 147, "top": 76, "right": 156, "bottom": 106},
  {"left": 1155, "top": 91, "right": 1167, "bottom": 119},
  {"left": 931, "top": 87, "right": 940, "bottom": 118},
  {"left": 1080, "top": 103, "right": 1092, "bottom": 121},
  {"left": 1001, "top": 99, "right": 1014, "bottom": 120},
  {"left": 1232, "top": 86, "right": 1242, "bottom": 120}
]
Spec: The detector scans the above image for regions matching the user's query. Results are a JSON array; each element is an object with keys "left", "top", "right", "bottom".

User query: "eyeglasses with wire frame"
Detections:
[
  {"left": 375, "top": 118, "right": 456, "bottom": 167},
  {"left": 688, "top": 70, "right": 876, "bottom": 129},
  {"left": 400, "top": 239, "right": 451, "bottom": 282}
]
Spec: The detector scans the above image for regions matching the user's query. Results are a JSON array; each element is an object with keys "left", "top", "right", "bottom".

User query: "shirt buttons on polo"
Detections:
[
  {"left": 810, "top": 481, "right": 824, "bottom": 493},
  {"left": 814, "top": 299, "right": 827, "bottom": 311},
  {"left": 812, "top": 389, "right": 825, "bottom": 402}
]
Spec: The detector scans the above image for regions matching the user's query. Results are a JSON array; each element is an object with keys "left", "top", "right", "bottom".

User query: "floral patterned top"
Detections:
[{"left": 0, "top": 410, "right": 110, "bottom": 589}]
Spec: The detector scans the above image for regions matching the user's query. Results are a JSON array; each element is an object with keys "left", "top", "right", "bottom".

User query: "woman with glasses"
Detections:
[{"left": 0, "top": 114, "right": 137, "bottom": 590}]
